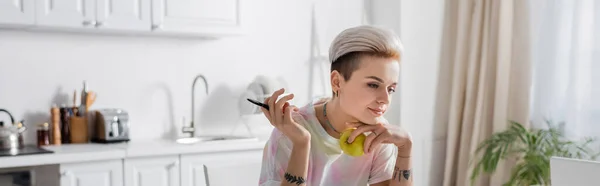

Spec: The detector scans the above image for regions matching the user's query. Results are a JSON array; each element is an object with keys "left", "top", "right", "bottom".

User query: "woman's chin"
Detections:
[
  {"left": 352, "top": 112, "right": 388, "bottom": 125},
  {"left": 357, "top": 116, "right": 384, "bottom": 125},
  {"left": 375, "top": 116, "right": 388, "bottom": 124}
]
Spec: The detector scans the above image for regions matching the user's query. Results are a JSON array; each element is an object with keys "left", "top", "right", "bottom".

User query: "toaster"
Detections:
[{"left": 91, "top": 109, "right": 130, "bottom": 143}]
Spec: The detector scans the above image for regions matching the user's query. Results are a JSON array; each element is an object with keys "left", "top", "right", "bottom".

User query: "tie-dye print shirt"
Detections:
[{"left": 259, "top": 98, "right": 398, "bottom": 186}]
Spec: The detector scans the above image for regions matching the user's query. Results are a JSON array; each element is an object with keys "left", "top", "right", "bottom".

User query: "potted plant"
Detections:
[{"left": 470, "top": 120, "right": 600, "bottom": 186}]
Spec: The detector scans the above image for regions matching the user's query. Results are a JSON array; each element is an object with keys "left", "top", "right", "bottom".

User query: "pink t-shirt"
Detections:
[{"left": 259, "top": 98, "right": 398, "bottom": 186}]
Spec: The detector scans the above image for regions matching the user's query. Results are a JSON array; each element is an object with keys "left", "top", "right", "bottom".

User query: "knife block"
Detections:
[{"left": 70, "top": 116, "right": 88, "bottom": 143}]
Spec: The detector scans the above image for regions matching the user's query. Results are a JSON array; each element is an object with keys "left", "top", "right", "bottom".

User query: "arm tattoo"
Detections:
[
  {"left": 393, "top": 167, "right": 411, "bottom": 182},
  {"left": 284, "top": 172, "right": 306, "bottom": 185}
]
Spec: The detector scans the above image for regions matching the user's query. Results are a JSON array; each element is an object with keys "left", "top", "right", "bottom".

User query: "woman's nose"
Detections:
[{"left": 376, "top": 90, "right": 390, "bottom": 104}]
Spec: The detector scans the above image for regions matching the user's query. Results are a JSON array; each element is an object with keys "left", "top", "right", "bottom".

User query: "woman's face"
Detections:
[{"left": 337, "top": 56, "right": 400, "bottom": 125}]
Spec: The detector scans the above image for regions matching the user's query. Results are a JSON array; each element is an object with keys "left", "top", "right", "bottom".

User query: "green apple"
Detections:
[{"left": 339, "top": 128, "right": 366, "bottom": 157}]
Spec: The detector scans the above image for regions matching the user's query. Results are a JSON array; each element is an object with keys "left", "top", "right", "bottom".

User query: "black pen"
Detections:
[{"left": 247, "top": 98, "right": 269, "bottom": 110}]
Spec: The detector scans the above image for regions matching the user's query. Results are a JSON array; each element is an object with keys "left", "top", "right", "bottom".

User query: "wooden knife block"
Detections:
[{"left": 70, "top": 116, "right": 88, "bottom": 143}]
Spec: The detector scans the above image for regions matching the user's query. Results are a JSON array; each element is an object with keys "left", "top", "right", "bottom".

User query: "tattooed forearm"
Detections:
[
  {"left": 392, "top": 167, "right": 411, "bottom": 182},
  {"left": 284, "top": 172, "right": 306, "bottom": 185}
]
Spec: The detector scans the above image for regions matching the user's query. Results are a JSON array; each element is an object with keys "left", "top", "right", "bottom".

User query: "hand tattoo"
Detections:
[
  {"left": 284, "top": 172, "right": 306, "bottom": 185},
  {"left": 393, "top": 167, "right": 411, "bottom": 182}
]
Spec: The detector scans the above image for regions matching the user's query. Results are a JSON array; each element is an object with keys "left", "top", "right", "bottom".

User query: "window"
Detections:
[{"left": 529, "top": 0, "right": 600, "bottom": 139}]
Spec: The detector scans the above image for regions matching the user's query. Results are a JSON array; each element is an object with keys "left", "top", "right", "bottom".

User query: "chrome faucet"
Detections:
[{"left": 183, "top": 74, "right": 209, "bottom": 137}]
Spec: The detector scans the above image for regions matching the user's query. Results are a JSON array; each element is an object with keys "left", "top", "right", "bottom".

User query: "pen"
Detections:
[{"left": 247, "top": 98, "right": 269, "bottom": 110}]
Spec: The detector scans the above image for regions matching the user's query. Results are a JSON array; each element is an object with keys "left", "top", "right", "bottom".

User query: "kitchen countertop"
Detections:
[{"left": 0, "top": 138, "right": 267, "bottom": 169}]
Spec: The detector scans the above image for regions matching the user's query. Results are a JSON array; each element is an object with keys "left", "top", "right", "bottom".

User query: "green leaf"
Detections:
[{"left": 470, "top": 119, "right": 599, "bottom": 186}]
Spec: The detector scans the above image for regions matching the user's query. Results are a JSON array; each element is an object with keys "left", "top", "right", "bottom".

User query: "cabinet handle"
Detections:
[
  {"left": 82, "top": 21, "right": 94, "bottom": 26},
  {"left": 61, "top": 171, "right": 72, "bottom": 177},
  {"left": 168, "top": 161, "right": 179, "bottom": 168},
  {"left": 95, "top": 22, "right": 103, "bottom": 28},
  {"left": 152, "top": 24, "right": 163, "bottom": 30},
  {"left": 203, "top": 165, "right": 210, "bottom": 186}
]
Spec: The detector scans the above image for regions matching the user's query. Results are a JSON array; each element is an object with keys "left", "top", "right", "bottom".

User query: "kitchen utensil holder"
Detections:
[{"left": 69, "top": 116, "right": 88, "bottom": 143}]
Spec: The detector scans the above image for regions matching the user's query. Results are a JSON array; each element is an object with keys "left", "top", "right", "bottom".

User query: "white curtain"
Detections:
[{"left": 529, "top": 0, "right": 600, "bottom": 139}]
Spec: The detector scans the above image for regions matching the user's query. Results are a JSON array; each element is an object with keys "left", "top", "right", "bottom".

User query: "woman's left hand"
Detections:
[{"left": 346, "top": 120, "right": 412, "bottom": 155}]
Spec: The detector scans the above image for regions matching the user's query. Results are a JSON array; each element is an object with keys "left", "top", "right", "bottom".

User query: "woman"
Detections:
[{"left": 259, "top": 25, "right": 413, "bottom": 186}]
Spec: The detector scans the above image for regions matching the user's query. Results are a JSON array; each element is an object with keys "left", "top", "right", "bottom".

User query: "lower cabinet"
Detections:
[
  {"left": 60, "top": 159, "right": 123, "bottom": 186},
  {"left": 124, "top": 155, "right": 180, "bottom": 186},
  {"left": 58, "top": 149, "right": 263, "bottom": 186},
  {"left": 180, "top": 150, "right": 263, "bottom": 186}
]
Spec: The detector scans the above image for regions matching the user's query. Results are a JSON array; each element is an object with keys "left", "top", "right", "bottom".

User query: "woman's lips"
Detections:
[{"left": 368, "top": 108, "right": 385, "bottom": 116}]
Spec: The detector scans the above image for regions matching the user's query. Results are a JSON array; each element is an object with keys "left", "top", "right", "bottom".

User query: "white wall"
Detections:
[
  {"left": 367, "top": 0, "right": 447, "bottom": 185},
  {"left": 0, "top": 0, "right": 366, "bottom": 145}
]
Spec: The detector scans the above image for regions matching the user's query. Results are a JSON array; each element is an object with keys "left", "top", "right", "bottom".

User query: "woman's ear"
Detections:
[{"left": 330, "top": 70, "right": 343, "bottom": 93}]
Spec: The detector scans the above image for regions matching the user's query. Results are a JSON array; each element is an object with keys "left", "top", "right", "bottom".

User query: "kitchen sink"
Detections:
[{"left": 175, "top": 135, "right": 258, "bottom": 144}]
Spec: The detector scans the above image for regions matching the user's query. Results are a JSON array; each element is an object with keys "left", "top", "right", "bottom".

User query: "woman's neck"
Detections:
[{"left": 317, "top": 98, "right": 357, "bottom": 138}]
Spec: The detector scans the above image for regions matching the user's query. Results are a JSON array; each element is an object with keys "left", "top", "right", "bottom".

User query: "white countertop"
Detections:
[{"left": 0, "top": 138, "right": 267, "bottom": 169}]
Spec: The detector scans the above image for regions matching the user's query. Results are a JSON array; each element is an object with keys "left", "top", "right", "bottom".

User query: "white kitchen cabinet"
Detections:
[
  {"left": 150, "top": 0, "right": 243, "bottom": 36},
  {"left": 36, "top": 0, "right": 95, "bottom": 29},
  {"left": 124, "top": 155, "right": 180, "bottom": 186},
  {"left": 0, "top": 0, "right": 35, "bottom": 26},
  {"left": 60, "top": 159, "right": 124, "bottom": 186},
  {"left": 180, "top": 150, "right": 263, "bottom": 186},
  {"left": 95, "top": 0, "right": 151, "bottom": 31},
  {"left": 2, "top": 0, "right": 242, "bottom": 37},
  {"left": 36, "top": 0, "right": 150, "bottom": 31}
]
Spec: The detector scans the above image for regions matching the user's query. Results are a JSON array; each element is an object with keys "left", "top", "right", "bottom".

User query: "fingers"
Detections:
[
  {"left": 275, "top": 92, "right": 294, "bottom": 125},
  {"left": 276, "top": 93, "right": 295, "bottom": 114},
  {"left": 261, "top": 107, "right": 272, "bottom": 123},
  {"left": 364, "top": 128, "right": 387, "bottom": 154},
  {"left": 287, "top": 105, "right": 299, "bottom": 113},
  {"left": 347, "top": 124, "right": 377, "bottom": 143},
  {"left": 263, "top": 88, "right": 299, "bottom": 128},
  {"left": 261, "top": 97, "right": 273, "bottom": 125},
  {"left": 268, "top": 88, "right": 285, "bottom": 125},
  {"left": 363, "top": 132, "right": 377, "bottom": 154},
  {"left": 283, "top": 103, "right": 292, "bottom": 123},
  {"left": 368, "top": 133, "right": 387, "bottom": 153}
]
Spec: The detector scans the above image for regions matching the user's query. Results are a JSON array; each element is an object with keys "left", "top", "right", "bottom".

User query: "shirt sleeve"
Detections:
[
  {"left": 368, "top": 144, "right": 398, "bottom": 185},
  {"left": 259, "top": 128, "right": 294, "bottom": 186}
]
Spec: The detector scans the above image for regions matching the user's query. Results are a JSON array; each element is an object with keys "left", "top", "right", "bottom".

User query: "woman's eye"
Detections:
[
  {"left": 388, "top": 88, "right": 396, "bottom": 93},
  {"left": 368, "top": 83, "right": 379, "bottom": 89}
]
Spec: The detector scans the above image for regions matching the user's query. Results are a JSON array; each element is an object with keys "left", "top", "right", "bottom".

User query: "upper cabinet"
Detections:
[
  {"left": 36, "top": 0, "right": 96, "bottom": 29},
  {"left": 150, "top": 0, "right": 243, "bottom": 36},
  {"left": 36, "top": 0, "right": 150, "bottom": 31},
  {"left": 96, "top": 0, "right": 151, "bottom": 31},
  {"left": 0, "top": 0, "right": 35, "bottom": 26},
  {"left": 0, "top": 0, "right": 242, "bottom": 38}
]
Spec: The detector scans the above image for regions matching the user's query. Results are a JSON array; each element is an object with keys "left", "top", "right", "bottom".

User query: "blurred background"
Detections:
[{"left": 0, "top": 0, "right": 599, "bottom": 186}]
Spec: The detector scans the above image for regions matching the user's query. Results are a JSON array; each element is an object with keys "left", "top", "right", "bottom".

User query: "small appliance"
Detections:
[{"left": 91, "top": 109, "right": 130, "bottom": 143}]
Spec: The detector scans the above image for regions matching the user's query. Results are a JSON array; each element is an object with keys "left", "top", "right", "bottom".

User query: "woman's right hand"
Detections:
[{"left": 261, "top": 88, "right": 311, "bottom": 146}]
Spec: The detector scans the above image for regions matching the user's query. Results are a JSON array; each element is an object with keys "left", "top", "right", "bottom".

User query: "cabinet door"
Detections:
[
  {"left": 0, "top": 0, "right": 35, "bottom": 26},
  {"left": 151, "top": 0, "right": 243, "bottom": 36},
  {"left": 124, "top": 155, "right": 180, "bottom": 186},
  {"left": 36, "top": 0, "right": 96, "bottom": 28},
  {"left": 96, "top": 0, "right": 151, "bottom": 31},
  {"left": 181, "top": 150, "right": 263, "bottom": 186},
  {"left": 60, "top": 159, "right": 124, "bottom": 186}
]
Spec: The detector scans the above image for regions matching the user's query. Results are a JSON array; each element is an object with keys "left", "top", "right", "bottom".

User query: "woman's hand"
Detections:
[
  {"left": 346, "top": 119, "right": 412, "bottom": 156},
  {"left": 261, "top": 88, "right": 311, "bottom": 146}
]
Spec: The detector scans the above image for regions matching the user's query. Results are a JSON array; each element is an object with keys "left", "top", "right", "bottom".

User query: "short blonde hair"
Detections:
[{"left": 329, "top": 25, "right": 403, "bottom": 80}]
